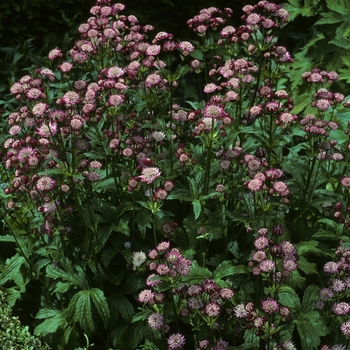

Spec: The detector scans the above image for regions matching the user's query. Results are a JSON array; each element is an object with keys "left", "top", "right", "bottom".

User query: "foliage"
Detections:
[
  {"left": 1, "top": 0, "right": 350, "bottom": 349},
  {"left": 0, "top": 290, "right": 50, "bottom": 349},
  {"left": 283, "top": 0, "right": 350, "bottom": 113}
]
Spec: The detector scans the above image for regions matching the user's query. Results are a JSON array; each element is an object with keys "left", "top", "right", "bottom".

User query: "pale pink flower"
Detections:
[{"left": 139, "top": 167, "right": 161, "bottom": 184}]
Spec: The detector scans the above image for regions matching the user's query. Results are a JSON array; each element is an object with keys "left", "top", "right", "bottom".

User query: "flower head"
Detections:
[{"left": 167, "top": 333, "right": 186, "bottom": 349}]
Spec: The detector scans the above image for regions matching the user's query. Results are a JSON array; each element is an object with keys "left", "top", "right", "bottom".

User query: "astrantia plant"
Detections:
[{"left": 1, "top": 0, "right": 350, "bottom": 349}]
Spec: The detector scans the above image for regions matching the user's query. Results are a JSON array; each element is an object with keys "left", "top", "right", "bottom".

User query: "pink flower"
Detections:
[
  {"left": 167, "top": 333, "right": 186, "bottom": 349},
  {"left": 32, "top": 102, "right": 48, "bottom": 116},
  {"left": 205, "top": 303, "right": 220, "bottom": 317},
  {"left": 262, "top": 298, "right": 279, "bottom": 314},
  {"left": 138, "top": 289, "right": 154, "bottom": 303},
  {"left": 147, "top": 313, "right": 164, "bottom": 329},
  {"left": 36, "top": 176, "right": 56, "bottom": 191},
  {"left": 203, "top": 83, "right": 218, "bottom": 94},
  {"left": 247, "top": 179, "right": 262, "bottom": 192},
  {"left": 62, "top": 91, "right": 81, "bottom": 106},
  {"left": 139, "top": 167, "right": 161, "bottom": 184}
]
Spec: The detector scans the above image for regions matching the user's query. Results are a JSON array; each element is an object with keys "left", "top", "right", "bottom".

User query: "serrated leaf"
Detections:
[
  {"left": 53, "top": 281, "right": 71, "bottom": 293},
  {"left": 36, "top": 307, "right": 62, "bottom": 319},
  {"left": 301, "top": 285, "right": 319, "bottom": 312},
  {"left": 111, "top": 293, "right": 134, "bottom": 322},
  {"left": 278, "top": 285, "right": 301, "bottom": 309},
  {"left": 182, "top": 260, "right": 212, "bottom": 283},
  {"left": 0, "top": 234, "right": 15, "bottom": 242},
  {"left": 0, "top": 254, "right": 27, "bottom": 286},
  {"left": 295, "top": 310, "right": 328, "bottom": 350},
  {"left": 192, "top": 199, "right": 201, "bottom": 219},
  {"left": 135, "top": 208, "right": 152, "bottom": 238},
  {"left": 34, "top": 313, "right": 67, "bottom": 336},
  {"left": 90, "top": 288, "right": 110, "bottom": 328},
  {"left": 213, "top": 260, "right": 247, "bottom": 280},
  {"left": 298, "top": 255, "right": 318, "bottom": 275},
  {"left": 46, "top": 264, "right": 88, "bottom": 289},
  {"left": 296, "top": 240, "right": 325, "bottom": 256},
  {"left": 68, "top": 290, "right": 94, "bottom": 334}
]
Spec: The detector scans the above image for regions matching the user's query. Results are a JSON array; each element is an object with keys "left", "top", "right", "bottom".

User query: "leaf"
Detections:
[
  {"left": 283, "top": 0, "right": 320, "bottom": 21},
  {"left": 34, "top": 311, "right": 67, "bottom": 337},
  {"left": 192, "top": 199, "right": 201, "bottom": 219},
  {"left": 182, "top": 260, "right": 212, "bottom": 283},
  {"left": 295, "top": 311, "right": 328, "bottom": 350},
  {"left": 301, "top": 285, "right": 319, "bottom": 313},
  {"left": 135, "top": 208, "right": 152, "bottom": 238},
  {"left": 89, "top": 288, "right": 110, "bottom": 328},
  {"left": 296, "top": 240, "right": 325, "bottom": 256},
  {"left": 213, "top": 260, "right": 247, "bottom": 280},
  {"left": 298, "top": 255, "right": 319, "bottom": 275},
  {"left": 0, "top": 254, "right": 27, "bottom": 286},
  {"left": 46, "top": 263, "right": 88, "bottom": 289},
  {"left": 68, "top": 290, "right": 94, "bottom": 334},
  {"left": 110, "top": 293, "right": 134, "bottom": 322},
  {"left": 278, "top": 285, "right": 301, "bottom": 309}
]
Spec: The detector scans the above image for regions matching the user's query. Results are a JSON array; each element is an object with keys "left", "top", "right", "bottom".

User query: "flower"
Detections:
[
  {"left": 138, "top": 289, "right": 154, "bottom": 303},
  {"left": 340, "top": 320, "right": 350, "bottom": 337},
  {"left": 132, "top": 251, "right": 147, "bottom": 267},
  {"left": 205, "top": 303, "right": 220, "bottom": 317},
  {"left": 147, "top": 313, "right": 164, "bottom": 329},
  {"left": 167, "top": 333, "right": 186, "bottom": 349},
  {"left": 332, "top": 302, "right": 350, "bottom": 315},
  {"left": 261, "top": 298, "right": 279, "bottom": 314},
  {"left": 139, "top": 167, "right": 161, "bottom": 184},
  {"left": 36, "top": 176, "right": 56, "bottom": 191}
]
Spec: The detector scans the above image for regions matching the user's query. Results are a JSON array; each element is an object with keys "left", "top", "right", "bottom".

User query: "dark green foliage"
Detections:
[{"left": 0, "top": 290, "right": 50, "bottom": 349}]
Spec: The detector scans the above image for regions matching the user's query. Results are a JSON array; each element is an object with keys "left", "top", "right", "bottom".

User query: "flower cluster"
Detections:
[
  {"left": 317, "top": 244, "right": 350, "bottom": 344},
  {"left": 248, "top": 226, "right": 298, "bottom": 280}
]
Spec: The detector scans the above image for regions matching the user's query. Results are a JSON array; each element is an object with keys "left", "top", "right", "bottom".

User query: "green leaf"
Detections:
[
  {"left": 0, "top": 254, "right": 27, "bottom": 286},
  {"left": 296, "top": 240, "right": 325, "bottom": 256},
  {"left": 46, "top": 263, "right": 88, "bottom": 289},
  {"left": 192, "top": 199, "right": 201, "bottom": 219},
  {"left": 110, "top": 293, "right": 134, "bottom": 322},
  {"left": 89, "top": 288, "right": 110, "bottom": 328},
  {"left": 298, "top": 255, "right": 319, "bottom": 276},
  {"left": 213, "top": 260, "right": 247, "bottom": 280},
  {"left": 34, "top": 311, "right": 67, "bottom": 337},
  {"left": 278, "top": 285, "right": 301, "bottom": 309},
  {"left": 295, "top": 310, "right": 328, "bottom": 350},
  {"left": 135, "top": 208, "right": 152, "bottom": 238},
  {"left": 182, "top": 260, "right": 212, "bottom": 283},
  {"left": 301, "top": 285, "right": 319, "bottom": 313},
  {"left": 68, "top": 290, "right": 94, "bottom": 334}
]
